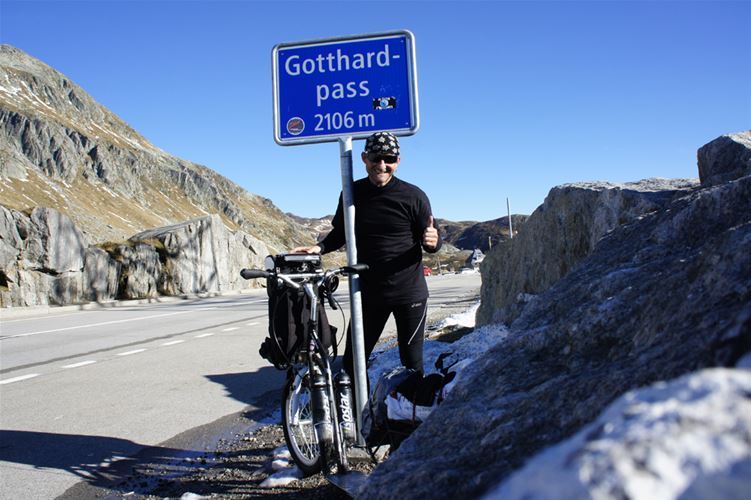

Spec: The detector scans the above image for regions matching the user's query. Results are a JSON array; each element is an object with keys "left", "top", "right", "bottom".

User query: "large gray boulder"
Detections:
[
  {"left": 0, "top": 205, "right": 267, "bottom": 306},
  {"left": 0, "top": 206, "right": 22, "bottom": 270},
  {"left": 0, "top": 206, "right": 88, "bottom": 306},
  {"left": 359, "top": 174, "right": 751, "bottom": 499},
  {"left": 29, "top": 207, "right": 87, "bottom": 272},
  {"left": 84, "top": 247, "right": 120, "bottom": 302},
  {"left": 698, "top": 130, "right": 751, "bottom": 187},
  {"left": 476, "top": 178, "right": 697, "bottom": 326},
  {"left": 129, "top": 214, "right": 267, "bottom": 296},
  {"left": 111, "top": 242, "right": 161, "bottom": 300},
  {"left": 485, "top": 368, "right": 751, "bottom": 500}
]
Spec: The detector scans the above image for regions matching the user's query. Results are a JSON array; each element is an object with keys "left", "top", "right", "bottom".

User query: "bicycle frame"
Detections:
[
  {"left": 299, "top": 280, "right": 349, "bottom": 472},
  {"left": 241, "top": 260, "right": 367, "bottom": 475}
]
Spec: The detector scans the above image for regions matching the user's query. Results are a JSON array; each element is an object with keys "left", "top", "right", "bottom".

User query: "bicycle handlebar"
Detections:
[
  {"left": 240, "top": 269, "right": 270, "bottom": 280},
  {"left": 239, "top": 263, "right": 369, "bottom": 289},
  {"left": 340, "top": 263, "right": 369, "bottom": 274}
]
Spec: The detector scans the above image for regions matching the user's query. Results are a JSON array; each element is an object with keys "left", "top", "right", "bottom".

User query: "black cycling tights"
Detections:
[{"left": 342, "top": 298, "right": 428, "bottom": 382}]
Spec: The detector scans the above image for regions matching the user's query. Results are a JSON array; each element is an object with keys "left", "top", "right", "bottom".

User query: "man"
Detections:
[{"left": 293, "top": 131, "right": 441, "bottom": 378}]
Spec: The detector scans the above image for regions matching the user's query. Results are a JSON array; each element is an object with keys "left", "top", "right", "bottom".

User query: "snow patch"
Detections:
[
  {"left": 272, "top": 445, "right": 291, "bottom": 460},
  {"left": 259, "top": 466, "right": 305, "bottom": 488},
  {"left": 432, "top": 300, "right": 479, "bottom": 330},
  {"left": 180, "top": 493, "right": 209, "bottom": 500},
  {"left": 259, "top": 464, "right": 304, "bottom": 488},
  {"left": 107, "top": 210, "right": 135, "bottom": 226},
  {"left": 368, "top": 306, "right": 510, "bottom": 396},
  {"left": 368, "top": 322, "right": 509, "bottom": 383},
  {"left": 484, "top": 368, "right": 751, "bottom": 500},
  {"left": 257, "top": 444, "right": 304, "bottom": 488},
  {"left": 271, "top": 458, "right": 292, "bottom": 471}
]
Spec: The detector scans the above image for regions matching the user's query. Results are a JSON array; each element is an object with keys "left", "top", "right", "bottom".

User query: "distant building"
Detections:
[{"left": 466, "top": 248, "right": 485, "bottom": 269}]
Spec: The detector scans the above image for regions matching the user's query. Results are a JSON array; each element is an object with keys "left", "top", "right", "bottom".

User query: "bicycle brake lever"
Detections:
[
  {"left": 322, "top": 272, "right": 339, "bottom": 310},
  {"left": 327, "top": 292, "right": 338, "bottom": 310}
]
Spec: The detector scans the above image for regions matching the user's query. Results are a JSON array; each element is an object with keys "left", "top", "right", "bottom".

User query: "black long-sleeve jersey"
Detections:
[{"left": 318, "top": 176, "right": 442, "bottom": 305}]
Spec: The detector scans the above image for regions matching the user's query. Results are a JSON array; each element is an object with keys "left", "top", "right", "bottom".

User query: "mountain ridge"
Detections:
[
  {"left": 0, "top": 44, "right": 518, "bottom": 257},
  {"left": 0, "top": 44, "right": 311, "bottom": 252},
  {"left": 288, "top": 212, "right": 527, "bottom": 252}
]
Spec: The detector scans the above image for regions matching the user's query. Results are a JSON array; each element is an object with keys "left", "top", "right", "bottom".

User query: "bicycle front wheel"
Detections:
[{"left": 282, "top": 372, "right": 323, "bottom": 476}]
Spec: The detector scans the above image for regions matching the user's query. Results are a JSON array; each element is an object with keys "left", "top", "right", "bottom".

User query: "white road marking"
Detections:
[
  {"left": 161, "top": 340, "right": 185, "bottom": 346},
  {"left": 116, "top": 349, "right": 146, "bottom": 357},
  {"left": 1, "top": 312, "right": 78, "bottom": 323},
  {"left": 0, "top": 373, "right": 40, "bottom": 385},
  {"left": 62, "top": 360, "right": 97, "bottom": 369},
  {"left": 2, "top": 310, "right": 198, "bottom": 339},
  {"left": 222, "top": 327, "right": 239, "bottom": 332},
  {"left": 209, "top": 299, "right": 266, "bottom": 308},
  {"left": 195, "top": 333, "right": 214, "bottom": 338},
  {"left": 246, "top": 322, "right": 260, "bottom": 326}
]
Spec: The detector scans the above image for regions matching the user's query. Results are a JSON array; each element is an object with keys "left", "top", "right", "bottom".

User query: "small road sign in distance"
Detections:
[{"left": 272, "top": 30, "right": 419, "bottom": 145}]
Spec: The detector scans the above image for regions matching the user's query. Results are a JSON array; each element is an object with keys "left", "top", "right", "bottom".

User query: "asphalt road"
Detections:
[{"left": 0, "top": 272, "right": 480, "bottom": 499}]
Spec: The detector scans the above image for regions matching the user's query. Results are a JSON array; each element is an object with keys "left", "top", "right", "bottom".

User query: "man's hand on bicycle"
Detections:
[{"left": 291, "top": 245, "right": 321, "bottom": 254}]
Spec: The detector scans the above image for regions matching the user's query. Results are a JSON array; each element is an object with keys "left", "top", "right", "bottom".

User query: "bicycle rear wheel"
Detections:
[{"left": 282, "top": 372, "right": 323, "bottom": 476}]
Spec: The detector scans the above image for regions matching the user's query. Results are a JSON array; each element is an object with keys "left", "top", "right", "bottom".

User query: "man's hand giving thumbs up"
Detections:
[{"left": 423, "top": 216, "right": 439, "bottom": 251}]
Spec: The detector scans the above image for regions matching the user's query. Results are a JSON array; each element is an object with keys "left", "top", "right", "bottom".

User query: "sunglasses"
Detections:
[{"left": 367, "top": 153, "right": 399, "bottom": 164}]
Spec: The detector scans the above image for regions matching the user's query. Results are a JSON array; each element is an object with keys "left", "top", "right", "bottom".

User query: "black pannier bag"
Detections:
[
  {"left": 363, "top": 353, "right": 459, "bottom": 450},
  {"left": 259, "top": 254, "right": 337, "bottom": 370}
]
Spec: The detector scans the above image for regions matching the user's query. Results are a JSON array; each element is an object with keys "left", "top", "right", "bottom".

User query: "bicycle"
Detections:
[{"left": 241, "top": 253, "right": 368, "bottom": 476}]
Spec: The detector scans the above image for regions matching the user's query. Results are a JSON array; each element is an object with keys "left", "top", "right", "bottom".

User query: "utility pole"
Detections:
[{"left": 507, "top": 197, "right": 513, "bottom": 239}]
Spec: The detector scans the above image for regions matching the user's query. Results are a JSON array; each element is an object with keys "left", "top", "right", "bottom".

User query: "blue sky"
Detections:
[{"left": 2, "top": 0, "right": 749, "bottom": 221}]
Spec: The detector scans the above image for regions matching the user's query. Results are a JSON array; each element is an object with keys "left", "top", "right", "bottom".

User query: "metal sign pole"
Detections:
[
  {"left": 272, "top": 31, "right": 419, "bottom": 450},
  {"left": 338, "top": 136, "right": 368, "bottom": 445}
]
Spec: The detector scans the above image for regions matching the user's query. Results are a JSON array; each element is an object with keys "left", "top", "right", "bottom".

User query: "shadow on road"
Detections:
[
  {"left": 0, "top": 428, "right": 218, "bottom": 495},
  {"left": 0, "top": 368, "right": 285, "bottom": 497},
  {"left": 206, "top": 366, "right": 284, "bottom": 407}
]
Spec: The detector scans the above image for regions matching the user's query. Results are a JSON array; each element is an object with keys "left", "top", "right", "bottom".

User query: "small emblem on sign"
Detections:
[
  {"left": 287, "top": 117, "right": 305, "bottom": 135},
  {"left": 373, "top": 97, "right": 397, "bottom": 110}
]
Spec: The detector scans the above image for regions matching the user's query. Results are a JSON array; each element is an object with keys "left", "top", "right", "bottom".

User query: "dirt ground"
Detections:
[
  {"left": 142, "top": 424, "right": 373, "bottom": 499},
  {"left": 104, "top": 288, "right": 479, "bottom": 499}
]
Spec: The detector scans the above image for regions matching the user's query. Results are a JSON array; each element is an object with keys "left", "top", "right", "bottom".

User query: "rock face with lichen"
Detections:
[
  {"left": 697, "top": 131, "right": 751, "bottom": 187},
  {"left": 0, "top": 206, "right": 88, "bottom": 306},
  {"left": 476, "top": 177, "right": 698, "bottom": 326},
  {"left": 129, "top": 214, "right": 267, "bottom": 297},
  {"left": 0, "top": 43, "right": 305, "bottom": 307},
  {"left": 0, "top": 208, "right": 267, "bottom": 306},
  {"left": 359, "top": 131, "right": 751, "bottom": 499}
]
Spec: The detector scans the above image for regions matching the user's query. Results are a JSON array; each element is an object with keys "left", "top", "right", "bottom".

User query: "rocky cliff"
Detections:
[
  {"left": 476, "top": 177, "right": 698, "bottom": 326},
  {"left": 0, "top": 206, "right": 267, "bottom": 307},
  {"left": 0, "top": 44, "right": 316, "bottom": 307},
  {"left": 0, "top": 44, "right": 310, "bottom": 251},
  {"left": 359, "top": 131, "right": 751, "bottom": 498}
]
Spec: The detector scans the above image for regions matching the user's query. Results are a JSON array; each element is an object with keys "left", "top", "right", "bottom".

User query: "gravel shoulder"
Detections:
[{"left": 92, "top": 283, "right": 480, "bottom": 499}]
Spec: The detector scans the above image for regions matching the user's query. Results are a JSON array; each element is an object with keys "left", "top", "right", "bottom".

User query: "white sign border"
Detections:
[{"left": 272, "top": 30, "right": 420, "bottom": 146}]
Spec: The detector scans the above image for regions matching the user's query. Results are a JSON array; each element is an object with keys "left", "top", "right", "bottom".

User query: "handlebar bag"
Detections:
[{"left": 259, "top": 279, "right": 336, "bottom": 370}]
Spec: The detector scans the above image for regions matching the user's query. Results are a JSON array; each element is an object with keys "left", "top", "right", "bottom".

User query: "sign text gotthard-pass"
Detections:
[{"left": 272, "top": 31, "right": 419, "bottom": 145}]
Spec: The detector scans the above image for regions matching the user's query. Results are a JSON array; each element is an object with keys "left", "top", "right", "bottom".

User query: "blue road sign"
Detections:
[{"left": 272, "top": 31, "right": 419, "bottom": 145}]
